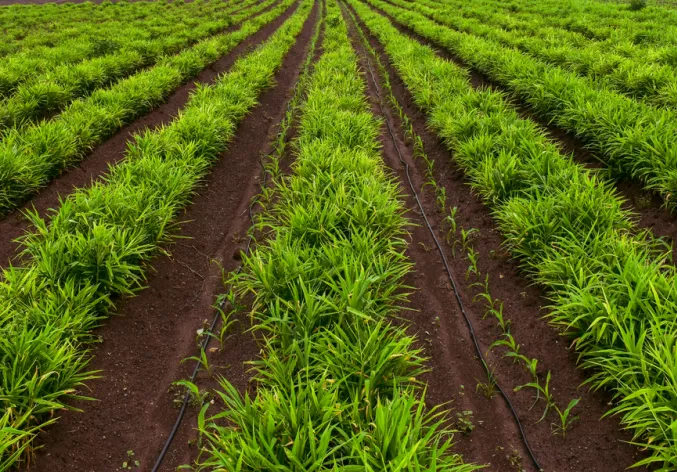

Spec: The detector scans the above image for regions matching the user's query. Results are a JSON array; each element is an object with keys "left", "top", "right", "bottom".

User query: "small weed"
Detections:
[
  {"left": 507, "top": 447, "right": 524, "bottom": 471},
  {"left": 634, "top": 192, "right": 653, "bottom": 209},
  {"left": 418, "top": 241, "right": 432, "bottom": 252},
  {"left": 455, "top": 410, "right": 475, "bottom": 433},
  {"left": 476, "top": 369, "right": 498, "bottom": 399},
  {"left": 121, "top": 450, "right": 140, "bottom": 469},
  {"left": 172, "top": 379, "right": 212, "bottom": 408}
]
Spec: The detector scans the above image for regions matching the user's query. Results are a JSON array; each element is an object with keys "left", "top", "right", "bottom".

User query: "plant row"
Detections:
[
  {"left": 0, "top": 0, "right": 255, "bottom": 128},
  {"left": 428, "top": 0, "right": 677, "bottom": 46},
  {"left": 0, "top": 0, "right": 141, "bottom": 27},
  {"left": 416, "top": 0, "right": 677, "bottom": 68},
  {"left": 370, "top": 0, "right": 677, "bottom": 211},
  {"left": 0, "top": 0, "right": 219, "bottom": 70},
  {"left": 426, "top": 0, "right": 677, "bottom": 64},
  {"left": 349, "top": 0, "right": 677, "bottom": 467},
  {"left": 1, "top": 0, "right": 118, "bottom": 34},
  {"left": 0, "top": 0, "right": 187, "bottom": 57},
  {"left": 195, "top": 3, "right": 478, "bottom": 469},
  {"left": 0, "top": 0, "right": 288, "bottom": 215},
  {"left": 0, "top": 0, "right": 313, "bottom": 467},
  {"left": 392, "top": 0, "right": 677, "bottom": 109}
]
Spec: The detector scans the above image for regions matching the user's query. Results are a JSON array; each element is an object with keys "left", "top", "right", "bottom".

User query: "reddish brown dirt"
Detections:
[
  {"left": 345, "top": 4, "right": 649, "bottom": 471},
  {"left": 0, "top": 0, "right": 293, "bottom": 270},
  {"left": 376, "top": 0, "right": 677, "bottom": 262},
  {"left": 23, "top": 3, "right": 318, "bottom": 472}
]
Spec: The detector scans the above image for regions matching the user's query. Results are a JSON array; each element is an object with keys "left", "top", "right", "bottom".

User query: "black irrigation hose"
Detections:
[
  {"left": 150, "top": 160, "right": 256, "bottom": 472},
  {"left": 149, "top": 79, "right": 290, "bottom": 472},
  {"left": 149, "top": 11, "right": 323, "bottom": 471},
  {"left": 357, "top": 32, "right": 545, "bottom": 472}
]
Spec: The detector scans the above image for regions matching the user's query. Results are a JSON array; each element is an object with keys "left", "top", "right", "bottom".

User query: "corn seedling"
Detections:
[
  {"left": 444, "top": 206, "right": 459, "bottom": 244},
  {"left": 435, "top": 185, "right": 447, "bottom": 210},
  {"left": 476, "top": 368, "right": 498, "bottom": 399},
  {"left": 552, "top": 398, "right": 580, "bottom": 438},
  {"left": 515, "top": 371, "right": 555, "bottom": 421},
  {"left": 465, "top": 246, "right": 480, "bottom": 280},
  {"left": 490, "top": 333, "right": 521, "bottom": 360}
]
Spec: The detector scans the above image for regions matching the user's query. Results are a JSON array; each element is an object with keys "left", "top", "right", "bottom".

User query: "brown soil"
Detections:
[
  {"left": 23, "top": 3, "right": 318, "bottom": 472},
  {"left": 377, "top": 0, "right": 677, "bottom": 262},
  {"left": 0, "top": 0, "right": 293, "bottom": 270},
  {"left": 344, "top": 4, "right": 649, "bottom": 471}
]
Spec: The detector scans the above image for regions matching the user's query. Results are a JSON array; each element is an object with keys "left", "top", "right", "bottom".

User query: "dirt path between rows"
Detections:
[
  {"left": 0, "top": 0, "right": 291, "bottom": 269},
  {"left": 344, "top": 3, "right": 648, "bottom": 471},
  {"left": 24, "top": 3, "right": 319, "bottom": 471}
]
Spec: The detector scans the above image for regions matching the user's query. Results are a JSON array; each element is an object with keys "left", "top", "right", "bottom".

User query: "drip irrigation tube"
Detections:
[
  {"left": 149, "top": 68, "right": 291, "bottom": 472},
  {"left": 150, "top": 156, "right": 255, "bottom": 472},
  {"left": 354, "top": 19, "right": 545, "bottom": 472},
  {"left": 149, "top": 8, "right": 324, "bottom": 470}
]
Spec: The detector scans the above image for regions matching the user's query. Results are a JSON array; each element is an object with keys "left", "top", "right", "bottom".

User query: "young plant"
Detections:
[
  {"left": 552, "top": 398, "right": 580, "bottom": 438},
  {"left": 459, "top": 227, "right": 478, "bottom": 252},
  {"left": 476, "top": 369, "right": 498, "bottom": 399},
  {"left": 515, "top": 371, "right": 555, "bottom": 421},
  {"left": 465, "top": 247, "right": 480, "bottom": 280},
  {"left": 435, "top": 185, "right": 447, "bottom": 211},
  {"left": 490, "top": 332, "right": 521, "bottom": 360},
  {"left": 488, "top": 301, "right": 510, "bottom": 332},
  {"left": 455, "top": 410, "right": 475, "bottom": 433},
  {"left": 444, "top": 206, "right": 459, "bottom": 243},
  {"left": 181, "top": 348, "right": 216, "bottom": 378},
  {"left": 172, "top": 379, "right": 212, "bottom": 408}
]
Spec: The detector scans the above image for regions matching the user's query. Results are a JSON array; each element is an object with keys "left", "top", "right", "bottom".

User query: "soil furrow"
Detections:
[
  {"left": 344, "top": 3, "right": 649, "bottom": 471},
  {"left": 24, "top": 3, "right": 319, "bottom": 471},
  {"left": 0, "top": 0, "right": 292, "bottom": 269},
  {"left": 158, "top": 4, "right": 325, "bottom": 469}
]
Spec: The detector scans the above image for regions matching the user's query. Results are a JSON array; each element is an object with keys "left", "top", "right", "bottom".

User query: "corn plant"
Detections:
[{"left": 552, "top": 398, "right": 580, "bottom": 438}]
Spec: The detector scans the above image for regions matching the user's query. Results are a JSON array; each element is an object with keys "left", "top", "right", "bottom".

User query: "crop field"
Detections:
[{"left": 1, "top": 0, "right": 677, "bottom": 470}]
